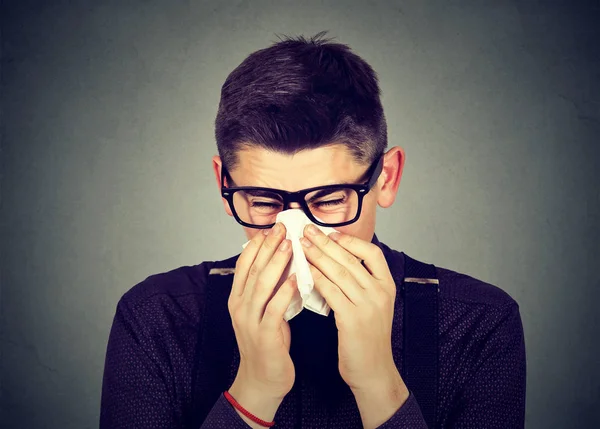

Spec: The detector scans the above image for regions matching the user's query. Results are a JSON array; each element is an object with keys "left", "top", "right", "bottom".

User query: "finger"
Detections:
[
  {"left": 308, "top": 263, "right": 354, "bottom": 315},
  {"left": 242, "top": 223, "right": 287, "bottom": 302},
  {"left": 302, "top": 239, "right": 365, "bottom": 305},
  {"left": 303, "top": 227, "right": 374, "bottom": 289},
  {"left": 250, "top": 238, "right": 293, "bottom": 321},
  {"left": 231, "top": 230, "right": 268, "bottom": 299},
  {"left": 327, "top": 232, "right": 391, "bottom": 282},
  {"left": 261, "top": 273, "right": 298, "bottom": 331}
]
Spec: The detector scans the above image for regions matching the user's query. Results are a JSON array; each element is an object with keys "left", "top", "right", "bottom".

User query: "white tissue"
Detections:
[{"left": 241, "top": 209, "right": 340, "bottom": 321}]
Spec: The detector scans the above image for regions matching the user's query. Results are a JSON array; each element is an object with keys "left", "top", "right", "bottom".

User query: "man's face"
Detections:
[{"left": 212, "top": 144, "right": 405, "bottom": 242}]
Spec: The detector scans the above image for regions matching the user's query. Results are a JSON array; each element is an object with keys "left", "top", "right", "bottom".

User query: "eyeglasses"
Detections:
[{"left": 220, "top": 153, "right": 384, "bottom": 229}]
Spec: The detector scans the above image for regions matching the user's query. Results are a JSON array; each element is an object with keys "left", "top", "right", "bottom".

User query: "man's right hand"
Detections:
[{"left": 227, "top": 222, "right": 297, "bottom": 426}]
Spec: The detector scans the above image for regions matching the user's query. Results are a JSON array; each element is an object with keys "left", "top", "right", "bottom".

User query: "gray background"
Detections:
[{"left": 1, "top": 1, "right": 599, "bottom": 428}]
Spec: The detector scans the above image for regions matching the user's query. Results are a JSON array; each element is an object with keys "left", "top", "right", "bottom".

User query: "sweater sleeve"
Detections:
[
  {"left": 375, "top": 390, "right": 428, "bottom": 428},
  {"left": 447, "top": 302, "right": 526, "bottom": 428},
  {"left": 200, "top": 393, "right": 259, "bottom": 428},
  {"left": 376, "top": 302, "right": 526, "bottom": 428},
  {"left": 99, "top": 297, "right": 254, "bottom": 429},
  {"left": 99, "top": 298, "right": 178, "bottom": 428}
]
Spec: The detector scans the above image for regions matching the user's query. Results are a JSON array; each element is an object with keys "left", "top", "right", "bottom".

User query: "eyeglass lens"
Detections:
[{"left": 231, "top": 186, "right": 360, "bottom": 226}]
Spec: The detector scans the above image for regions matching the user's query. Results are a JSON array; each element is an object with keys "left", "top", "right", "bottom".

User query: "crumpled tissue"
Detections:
[{"left": 242, "top": 209, "right": 341, "bottom": 321}]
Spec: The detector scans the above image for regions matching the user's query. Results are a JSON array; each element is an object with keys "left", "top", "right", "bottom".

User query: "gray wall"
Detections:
[{"left": 1, "top": 1, "right": 598, "bottom": 428}]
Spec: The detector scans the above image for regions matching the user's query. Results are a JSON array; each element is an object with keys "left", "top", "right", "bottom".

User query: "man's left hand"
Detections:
[{"left": 300, "top": 224, "right": 406, "bottom": 396}]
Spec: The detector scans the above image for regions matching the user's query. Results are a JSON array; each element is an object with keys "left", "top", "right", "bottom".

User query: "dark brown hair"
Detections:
[{"left": 214, "top": 31, "right": 387, "bottom": 181}]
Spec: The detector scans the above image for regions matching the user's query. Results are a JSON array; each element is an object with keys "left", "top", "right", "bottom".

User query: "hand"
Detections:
[
  {"left": 300, "top": 225, "right": 405, "bottom": 394},
  {"left": 228, "top": 222, "right": 298, "bottom": 403}
]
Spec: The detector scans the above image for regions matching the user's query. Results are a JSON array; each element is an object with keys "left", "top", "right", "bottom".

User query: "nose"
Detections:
[{"left": 288, "top": 202, "right": 303, "bottom": 210}]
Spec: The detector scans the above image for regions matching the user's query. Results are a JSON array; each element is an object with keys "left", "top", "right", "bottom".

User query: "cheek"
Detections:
[
  {"left": 244, "top": 226, "right": 260, "bottom": 242},
  {"left": 334, "top": 204, "right": 376, "bottom": 242}
]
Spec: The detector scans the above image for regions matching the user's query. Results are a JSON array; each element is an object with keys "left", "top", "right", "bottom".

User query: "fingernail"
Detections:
[
  {"left": 301, "top": 237, "right": 312, "bottom": 247},
  {"left": 279, "top": 239, "right": 290, "bottom": 252},
  {"left": 306, "top": 224, "right": 318, "bottom": 235}
]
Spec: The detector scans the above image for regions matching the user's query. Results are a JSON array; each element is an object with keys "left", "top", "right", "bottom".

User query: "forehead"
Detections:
[{"left": 229, "top": 144, "right": 367, "bottom": 191}]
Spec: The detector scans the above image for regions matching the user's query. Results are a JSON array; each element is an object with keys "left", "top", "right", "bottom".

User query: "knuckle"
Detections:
[
  {"left": 263, "top": 302, "right": 282, "bottom": 319},
  {"left": 312, "top": 248, "right": 325, "bottom": 260},
  {"left": 246, "top": 237, "right": 261, "bottom": 250},
  {"left": 310, "top": 265, "right": 323, "bottom": 279},
  {"left": 253, "top": 277, "right": 265, "bottom": 292},
  {"left": 229, "top": 305, "right": 243, "bottom": 323},
  {"left": 336, "top": 266, "right": 350, "bottom": 279},
  {"left": 325, "top": 282, "right": 337, "bottom": 296},
  {"left": 248, "top": 263, "right": 260, "bottom": 278},
  {"left": 345, "top": 252, "right": 362, "bottom": 267},
  {"left": 263, "top": 237, "right": 278, "bottom": 251}
]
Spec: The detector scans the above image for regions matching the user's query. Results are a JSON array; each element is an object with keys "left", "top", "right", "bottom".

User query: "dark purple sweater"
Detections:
[{"left": 100, "top": 234, "right": 526, "bottom": 428}]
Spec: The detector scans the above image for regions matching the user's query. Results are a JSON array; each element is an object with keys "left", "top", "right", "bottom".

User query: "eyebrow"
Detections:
[
  {"left": 243, "top": 187, "right": 344, "bottom": 203},
  {"left": 227, "top": 171, "right": 369, "bottom": 198}
]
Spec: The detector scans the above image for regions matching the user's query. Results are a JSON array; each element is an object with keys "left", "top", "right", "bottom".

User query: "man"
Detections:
[{"left": 100, "top": 31, "right": 526, "bottom": 428}]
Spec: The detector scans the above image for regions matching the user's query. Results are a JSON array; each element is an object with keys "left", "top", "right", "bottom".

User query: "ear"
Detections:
[
  {"left": 212, "top": 155, "right": 234, "bottom": 217},
  {"left": 376, "top": 146, "right": 405, "bottom": 209}
]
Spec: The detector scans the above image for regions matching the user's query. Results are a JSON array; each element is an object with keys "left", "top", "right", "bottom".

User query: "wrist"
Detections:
[
  {"left": 350, "top": 360, "right": 404, "bottom": 396},
  {"left": 352, "top": 377, "right": 409, "bottom": 405},
  {"left": 350, "top": 368, "right": 409, "bottom": 429},
  {"left": 227, "top": 379, "right": 284, "bottom": 428}
]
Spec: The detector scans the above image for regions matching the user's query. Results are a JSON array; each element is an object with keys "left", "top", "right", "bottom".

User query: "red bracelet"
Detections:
[{"left": 223, "top": 390, "right": 276, "bottom": 427}]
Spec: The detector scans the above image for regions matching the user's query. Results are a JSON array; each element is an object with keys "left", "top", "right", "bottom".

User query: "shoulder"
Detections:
[
  {"left": 427, "top": 261, "right": 524, "bottom": 341},
  {"left": 120, "top": 263, "right": 209, "bottom": 310},
  {"left": 115, "top": 254, "right": 241, "bottom": 325},
  {"left": 114, "top": 261, "right": 214, "bottom": 334},
  {"left": 433, "top": 263, "right": 519, "bottom": 310},
  {"left": 401, "top": 252, "right": 522, "bottom": 335},
  {"left": 395, "top": 248, "right": 519, "bottom": 310},
  {"left": 405, "top": 255, "right": 526, "bottom": 359}
]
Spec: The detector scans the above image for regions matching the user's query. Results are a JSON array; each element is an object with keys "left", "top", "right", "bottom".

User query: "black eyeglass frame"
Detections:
[{"left": 220, "top": 153, "right": 385, "bottom": 229}]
